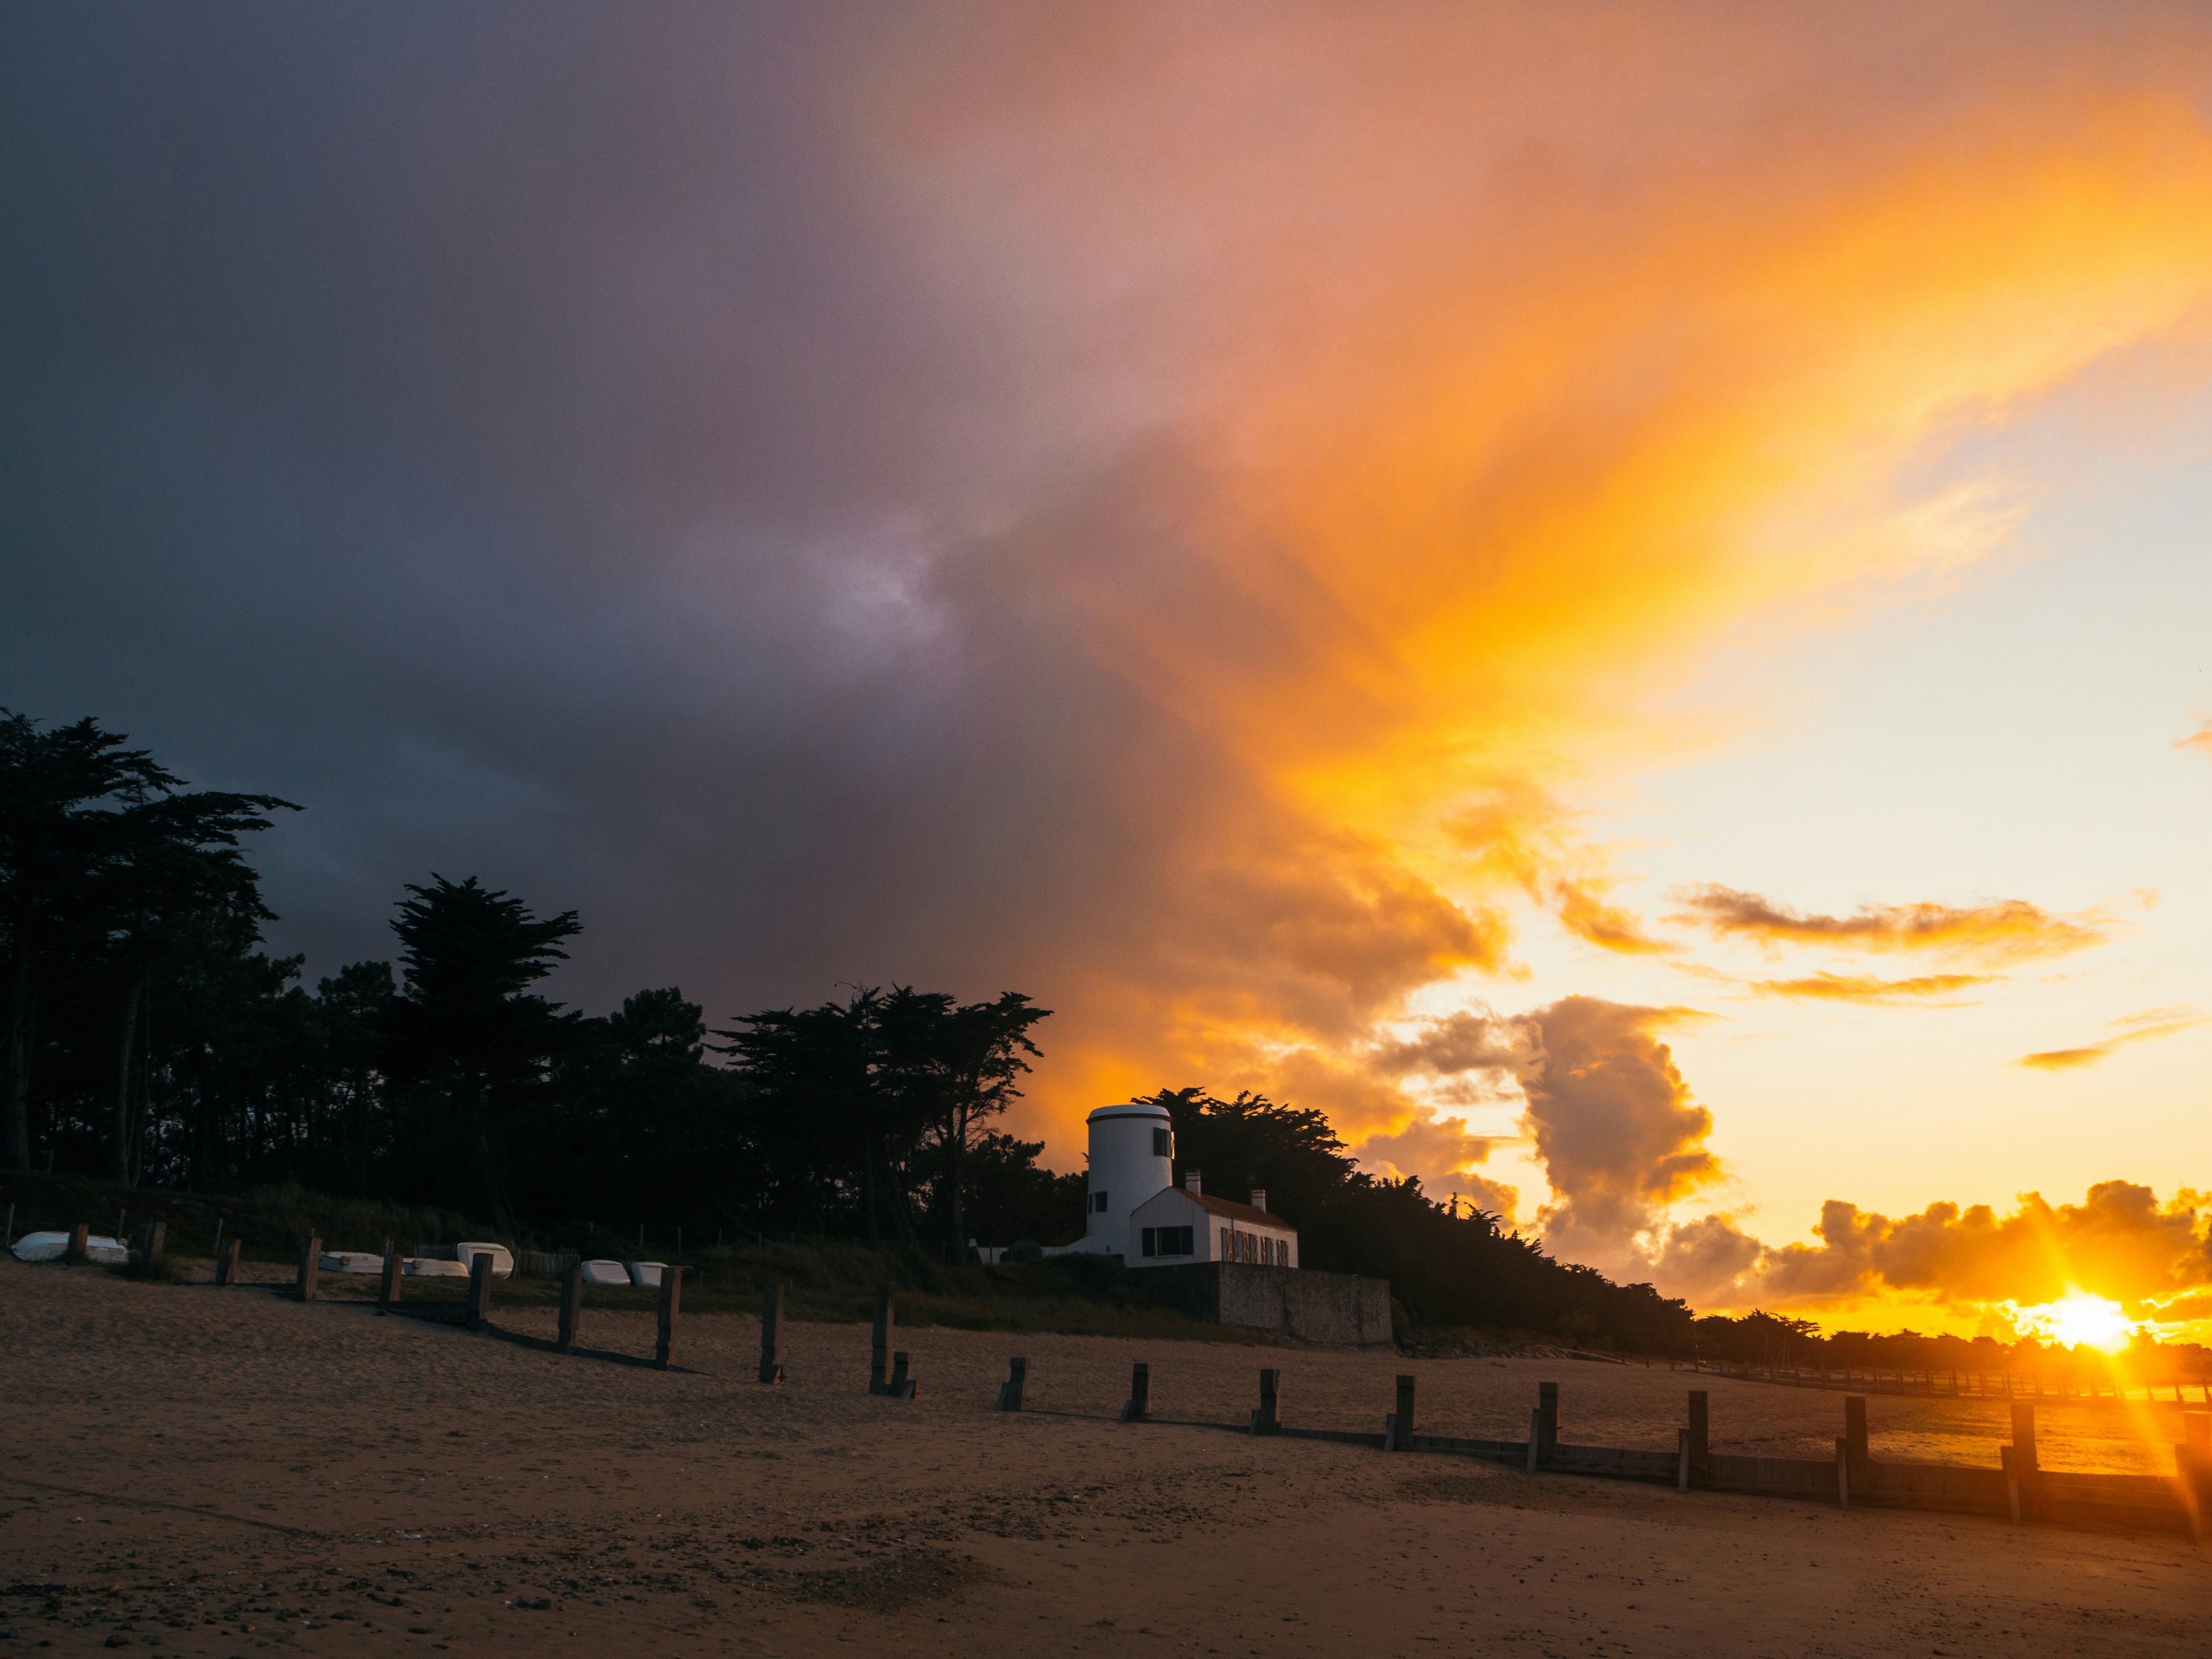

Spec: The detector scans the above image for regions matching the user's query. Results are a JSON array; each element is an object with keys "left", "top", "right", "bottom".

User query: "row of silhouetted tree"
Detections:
[
  {"left": 4, "top": 706, "right": 1720, "bottom": 1346},
  {"left": 0, "top": 709, "right": 1070, "bottom": 1254}
]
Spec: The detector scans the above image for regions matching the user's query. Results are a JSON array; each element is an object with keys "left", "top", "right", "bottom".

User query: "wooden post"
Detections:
[
  {"left": 1122, "top": 1361, "right": 1150, "bottom": 1423},
  {"left": 296, "top": 1234, "right": 321, "bottom": 1302},
  {"left": 66, "top": 1222, "right": 89, "bottom": 1265},
  {"left": 216, "top": 1237, "right": 240, "bottom": 1286},
  {"left": 557, "top": 1263, "right": 583, "bottom": 1352},
  {"left": 2002, "top": 1444, "right": 2022, "bottom": 1524},
  {"left": 377, "top": 1238, "right": 401, "bottom": 1313},
  {"left": 1392, "top": 1374, "right": 1417, "bottom": 1450},
  {"left": 2177, "top": 1412, "right": 2211, "bottom": 1528},
  {"left": 2009, "top": 1401, "right": 2037, "bottom": 1473},
  {"left": 870, "top": 1287, "right": 894, "bottom": 1395},
  {"left": 2009, "top": 1400, "right": 2037, "bottom": 1521},
  {"left": 997, "top": 1356, "right": 1027, "bottom": 1411},
  {"left": 1258, "top": 1367, "right": 1278, "bottom": 1434},
  {"left": 889, "top": 1350, "right": 916, "bottom": 1398},
  {"left": 656, "top": 1266, "right": 683, "bottom": 1369},
  {"left": 1843, "top": 1395, "right": 1868, "bottom": 1490},
  {"left": 143, "top": 1219, "right": 166, "bottom": 1274},
  {"left": 1526, "top": 1408, "right": 1541, "bottom": 1473},
  {"left": 465, "top": 1252, "right": 492, "bottom": 1326},
  {"left": 1687, "top": 1389, "right": 1709, "bottom": 1478},
  {"left": 1676, "top": 1428, "right": 1690, "bottom": 1492},
  {"left": 1835, "top": 1437, "right": 1850, "bottom": 1508},
  {"left": 1537, "top": 1381, "right": 1559, "bottom": 1458},
  {"left": 757, "top": 1283, "right": 785, "bottom": 1383}
]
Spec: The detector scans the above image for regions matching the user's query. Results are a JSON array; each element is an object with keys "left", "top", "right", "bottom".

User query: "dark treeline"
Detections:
[
  {"left": 27, "top": 707, "right": 2109, "bottom": 1360},
  {"left": 0, "top": 710, "right": 1072, "bottom": 1255}
]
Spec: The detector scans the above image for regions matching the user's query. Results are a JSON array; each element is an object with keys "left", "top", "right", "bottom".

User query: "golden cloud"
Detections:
[
  {"left": 858, "top": 8, "right": 2212, "bottom": 1162},
  {"left": 1670, "top": 885, "right": 2111, "bottom": 963},
  {"left": 2016, "top": 1006, "right": 2204, "bottom": 1071},
  {"left": 2174, "top": 718, "right": 2212, "bottom": 756},
  {"left": 1447, "top": 790, "right": 1670, "bottom": 955},
  {"left": 1769, "top": 1182, "right": 2212, "bottom": 1309},
  {"left": 1748, "top": 970, "right": 1994, "bottom": 1003},
  {"left": 1646, "top": 1182, "right": 2212, "bottom": 1319}
]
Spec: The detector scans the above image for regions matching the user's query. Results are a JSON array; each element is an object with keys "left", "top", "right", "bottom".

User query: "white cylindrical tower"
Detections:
[{"left": 1083, "top": 1101, "right": 1174, "bottom": 1257}]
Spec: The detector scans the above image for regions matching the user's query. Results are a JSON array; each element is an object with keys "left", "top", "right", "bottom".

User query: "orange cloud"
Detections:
[
  {"left": 2174, "top": 718, "right": 2212, "bottom": 755},
  {"left": 1364, "top": 997, "right": 1719, "bottom": 1269},
  {"left": 859, "top": 7, "right": 2212, "bottom": 1162},
  {"left": 1748, "top": 970, "right": 1994, "bottom": 1003},
  {"left": 1643, "top": 1182, "right": 2212, "bottom": 1321},
  {"left": 1764, "top": 1182, "right": 2212, "bottom": 1310},
  {"left": 1511, "top": 998, "right": 1722, "bottom": 1263},
  {"left": 1671, "top": 885, "right": 2109, "bottom": 963},
  {"left": 1446, "top": 789, "right": 1670, "bottom": 955},
  {"left": 1353, "top": 1109, "right": 1510, "bottom": 1202},
  {"left": 2017, "top": 1006, "right": 2204, "bottom": 1070}
]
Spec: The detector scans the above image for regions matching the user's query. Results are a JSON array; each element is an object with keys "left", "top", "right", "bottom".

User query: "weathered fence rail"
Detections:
[
  {"left": 144, "top": 1250, "right": 2212, "bottom": 1541},
  {"left": 1682, "top": 1360, "right": 2212, "bottom": 1406}
]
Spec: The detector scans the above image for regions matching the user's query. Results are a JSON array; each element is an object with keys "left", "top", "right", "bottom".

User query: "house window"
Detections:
[
  {"left": 1141, "top": 1227, "right": 1156, "bottom": 1258},
  {"left": 1245, "top": 1234, "right": 1256, "bottom": 1262},
  {"left": 1220, "top": 1227, "right": 1230, "bottom": 1259},
  {"left": 1092, "top": 1191, "right": 1108, "bottom": 1213},
  {"left": 1261, "top": 1237, "right": 1273, "bottom": 1265},
  {"left": 1153, "top": 1127, "right": 1172, "bottom": 1157},
  {"left": 1158, "top": 1226, "right": 1191, "bottom": 1255}
]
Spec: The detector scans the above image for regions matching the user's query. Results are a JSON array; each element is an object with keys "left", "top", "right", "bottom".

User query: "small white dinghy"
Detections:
[
  {"left": 11, "top": 1231, "right": 129, "bottom": 1265},
  {"left": 579, "top": 1259, "right": 630, "bottom": 1286},
  {"left": 454, "top": 1242, "right": 514, "bottom": 1278},
  {"left": 403, "top": 1257, "right": 470, "bottom": 1277},
  {"left": 626, "top": 1261, "right": 668, "bottom": 1288},
  {"left": 319, "top": 1251, "right": 385, "bottom": 1274}
]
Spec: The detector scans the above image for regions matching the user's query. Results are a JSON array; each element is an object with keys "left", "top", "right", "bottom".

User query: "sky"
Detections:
[{"left": 6, "top": 1, "right": 2212, "bottom": 1342}]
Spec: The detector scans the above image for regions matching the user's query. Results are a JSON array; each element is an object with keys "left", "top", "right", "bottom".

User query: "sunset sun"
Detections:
[{"left": 2021, "top": 1289, "right": 2135, "bottom": 1355}]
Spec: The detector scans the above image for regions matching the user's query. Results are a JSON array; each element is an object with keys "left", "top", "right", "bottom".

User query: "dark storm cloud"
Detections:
[
  {"left": 0, "top": 4, "right": 1097, "bottom": 1015},
  {"left": 11, "top": 0, "right": 2212, "bottom": 1183}
]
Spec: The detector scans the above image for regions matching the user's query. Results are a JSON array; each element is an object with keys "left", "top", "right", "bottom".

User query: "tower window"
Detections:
[
  {"left": 1153, "top": 1127, "right": 1172, "bottom": 1157},
  {"left": 1093, "top": 1190, "right": 1109, "bottom": 1213}
]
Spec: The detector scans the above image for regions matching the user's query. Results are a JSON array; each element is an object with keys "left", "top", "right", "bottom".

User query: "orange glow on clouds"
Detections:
[{"left": 852, "top": 4, "right": 2212, "bottom": 1325}]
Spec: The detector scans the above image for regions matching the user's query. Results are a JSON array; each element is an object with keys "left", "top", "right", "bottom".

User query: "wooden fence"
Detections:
[
  {"left": 994, "top": 1357, "right": 2212, "bottom": 1538},
  {"left": 1680, "top": 1359, "right": 2212, "bottom": 1406}
]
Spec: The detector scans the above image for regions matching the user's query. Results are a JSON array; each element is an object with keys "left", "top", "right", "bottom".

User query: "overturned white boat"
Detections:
[
  {"left": 11, "top": 1231, "right": 129, "bottom": 1265},
  {"left": 454, "top": 1241, "right": 514, "bottom": 1278}
]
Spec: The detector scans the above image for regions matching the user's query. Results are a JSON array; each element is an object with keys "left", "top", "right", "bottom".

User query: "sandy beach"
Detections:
[{"left": 3, "top": 1260, "right": 2207, "bottom": 1658}]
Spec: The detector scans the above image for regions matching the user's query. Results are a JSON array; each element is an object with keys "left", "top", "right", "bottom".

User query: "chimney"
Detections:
[
  {"left": 1184, "top": 1169, "right": 1202, "bottom": 1196},
  {"left": 1251, "top": 1189, "right": 1267, "bottom": 1213}
]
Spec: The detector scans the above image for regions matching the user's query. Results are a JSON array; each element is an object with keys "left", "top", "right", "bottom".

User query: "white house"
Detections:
[
  {"left": 1131, "top": 1173, "right": 1298, "bottom": 1267},
  {"left": 1065, "top": 1099, "right": 1299, "bottom": 1267}
]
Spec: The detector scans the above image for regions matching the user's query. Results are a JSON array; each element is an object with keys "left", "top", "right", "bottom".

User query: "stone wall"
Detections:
[{"left": 1145, "top": 1262, "right": 1395, "bottom": 1348}]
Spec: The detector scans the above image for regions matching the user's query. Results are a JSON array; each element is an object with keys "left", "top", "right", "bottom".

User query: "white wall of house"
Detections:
[{"left": 1129, "top": 1187, "right": 1298, "bottom": 1268}]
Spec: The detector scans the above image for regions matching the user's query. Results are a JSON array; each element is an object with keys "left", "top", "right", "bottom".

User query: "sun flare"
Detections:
[{"left": 2018, "top": 1289, "right": 2135, "bottom": 1355}]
